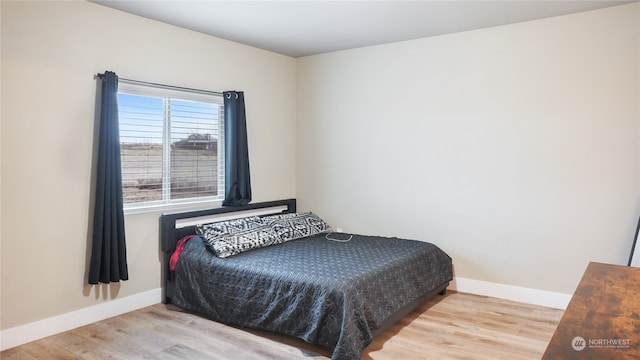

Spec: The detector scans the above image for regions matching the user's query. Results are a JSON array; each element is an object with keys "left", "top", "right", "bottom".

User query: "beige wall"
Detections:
[
  {"left": 297, "top": 3, "right": 640, "bottom": 294},
  {"left": 0, "top": 1, "right": 296, "bottom": 330}
]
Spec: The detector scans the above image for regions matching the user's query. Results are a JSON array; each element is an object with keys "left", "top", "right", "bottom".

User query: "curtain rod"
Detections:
[{"left": 95, "top": 72, "right": 223, "bottom": 97}]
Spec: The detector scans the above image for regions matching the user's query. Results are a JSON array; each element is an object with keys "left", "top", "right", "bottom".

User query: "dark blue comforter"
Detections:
[{"left": 173, "top": 233, "right": 452, "bottom": 359}]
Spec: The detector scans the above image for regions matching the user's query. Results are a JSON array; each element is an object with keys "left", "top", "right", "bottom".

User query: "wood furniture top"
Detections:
[{"left": 543, "top": 261, "right": 640, "bottom": 359}]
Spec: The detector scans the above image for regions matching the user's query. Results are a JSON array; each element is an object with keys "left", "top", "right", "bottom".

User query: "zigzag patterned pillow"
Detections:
[
  {"left": 196, "top": 216, "right": 263, "bottom": 238},
  {"left": 196, "top": 216, "right": 279, "bottom": 258},
  {"left": 206, "top": 225, "right": 280, "bottom": 258},
  {"left": 263, "top": 212, "right": 331, "bottom": 243}
]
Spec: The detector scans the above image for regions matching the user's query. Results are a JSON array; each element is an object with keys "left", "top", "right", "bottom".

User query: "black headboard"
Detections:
[{"left": 159, "top": 198, "right": 297, "bottom": 304}]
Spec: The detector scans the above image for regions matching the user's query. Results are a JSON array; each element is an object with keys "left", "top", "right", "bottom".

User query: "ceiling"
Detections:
[{"left": 91, "top": 0, "right": 636, "bottom": 58}]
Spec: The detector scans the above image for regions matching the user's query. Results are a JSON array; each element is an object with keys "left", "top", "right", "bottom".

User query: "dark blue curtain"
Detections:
[
  {"left": 89, "top": 71, "right": 128, "bottom": 284},
  {"left": 222, "top": 91, "right": 252, "bottom": 206}
]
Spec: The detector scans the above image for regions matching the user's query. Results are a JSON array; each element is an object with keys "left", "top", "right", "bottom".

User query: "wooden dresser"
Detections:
[{"left": 542, "top": 262, "right": 640, "bottom": 359}]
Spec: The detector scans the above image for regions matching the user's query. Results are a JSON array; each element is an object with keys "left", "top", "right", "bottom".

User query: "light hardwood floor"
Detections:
[{"left": 1, "top": 291, "right": 563, "bottom": 360}]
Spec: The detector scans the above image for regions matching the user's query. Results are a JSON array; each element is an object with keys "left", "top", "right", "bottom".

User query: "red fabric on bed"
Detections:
[{"left": 170, "top": 235, "right": 197, "bottom": 271}]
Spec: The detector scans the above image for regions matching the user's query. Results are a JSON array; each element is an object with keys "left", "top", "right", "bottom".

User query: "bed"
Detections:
[{"left": 161, "top": 199, "right": 452, "bottom": 360}]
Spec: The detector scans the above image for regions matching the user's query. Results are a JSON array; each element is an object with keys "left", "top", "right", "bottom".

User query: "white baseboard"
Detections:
[
  {"left": 0, "top": 288, "right": 162, "bottom": 351},
  {"left": 0, "top": 278, "right": 570, "bottom": 351},
  {"left": 449, "top": 277, "right": 571, "bottom": 310}
]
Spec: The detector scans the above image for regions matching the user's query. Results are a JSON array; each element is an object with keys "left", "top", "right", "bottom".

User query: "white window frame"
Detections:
[{"left": 117, "top": 81, "right": 225, "bottom": 214}]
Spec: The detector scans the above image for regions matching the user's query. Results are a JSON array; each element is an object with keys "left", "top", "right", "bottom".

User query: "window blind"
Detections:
[{"left": 117, "top": 83, "right": 224, "bottom": 208}]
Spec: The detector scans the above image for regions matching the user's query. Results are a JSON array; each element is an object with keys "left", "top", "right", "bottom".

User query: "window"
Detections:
[{"left": 117, "top": 82, "right": 224, "bottom": 210}]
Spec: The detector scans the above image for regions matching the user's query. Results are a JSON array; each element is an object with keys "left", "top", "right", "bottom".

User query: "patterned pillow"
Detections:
[
  {"left": 205, "top": 225, "right": 280, "bottom": 258},
  {"left": 196, "top": 216, "right": 279, "bottom": 258},
  {"left": 263, "top": 212, "right": 332, "bottom": 243},
  {"left": 196, "top": 216, "right": 263, "bottom": 239}
]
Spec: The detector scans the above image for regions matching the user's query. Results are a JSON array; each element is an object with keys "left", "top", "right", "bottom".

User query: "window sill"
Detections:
[{"left": 123, "top": 200, "right": 224, "bottom": 215}]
